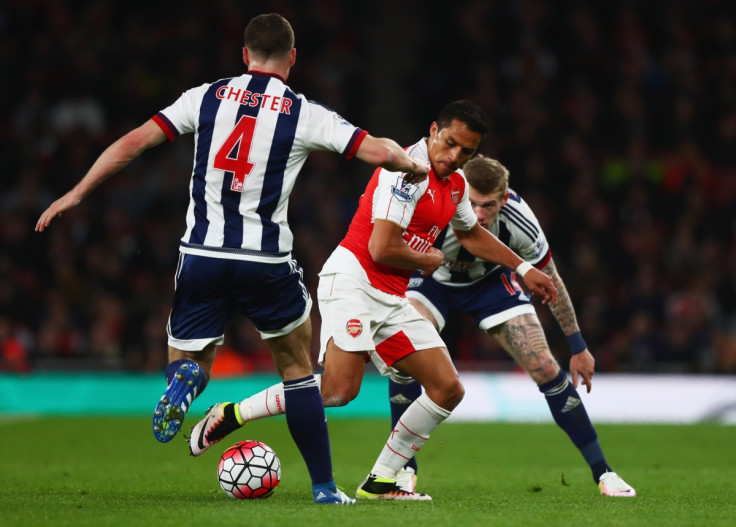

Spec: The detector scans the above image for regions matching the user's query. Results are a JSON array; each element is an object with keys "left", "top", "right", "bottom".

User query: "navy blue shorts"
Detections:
[
  {"left": 167, "top": 253, "right": 311, "bottom": 350},
  {"left": 406, "top": 269, "right": 534, "bottom": 332}
]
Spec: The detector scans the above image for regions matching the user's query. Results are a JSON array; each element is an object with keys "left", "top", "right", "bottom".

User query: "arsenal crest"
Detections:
[
  {"left": 451, "top": 188, "right": 460, "bottom": 204},
  {"left": 346, "top": 319, "right": 363, "bottom": 337}
]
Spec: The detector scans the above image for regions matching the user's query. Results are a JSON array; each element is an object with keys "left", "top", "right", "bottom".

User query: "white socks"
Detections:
[
  {"left": 237, "top": 374, "right": 322, "bottom": 422},
  {"left": 372, "top": 392, "right": 451, "bottom": 479},
  {"left": 237, "top": 377, "right": 453, "bottom": 482}
]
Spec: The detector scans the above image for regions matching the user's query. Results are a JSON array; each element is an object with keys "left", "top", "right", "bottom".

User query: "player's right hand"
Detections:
[
  {"left": 35, "top": 193, "right": 81, "bottom": 232},
  {"left": 521, "top": 268, "right": 557, "bottom": 304},
  {"left": 402, "top": 157, "right": 430, "bottom": 185},
  {"left": 419, "top": 247, "right": 444, "bottom": 276}
]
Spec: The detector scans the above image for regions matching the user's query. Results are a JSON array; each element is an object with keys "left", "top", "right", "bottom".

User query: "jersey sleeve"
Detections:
[
  {"left": 298, "top": 99, "right": 367, "bottom": 157},
  {"left": 504, "top": 192, "right": 551, "bottom": 267},
  {"left": 372, "top": 170, "right": 425, "bottom": 230},
  {"left": 449, "top": 176, "right": 477, "bottom": 231},
  {"left": 153, "top": 83, "right": 208, "bottom": 140}
]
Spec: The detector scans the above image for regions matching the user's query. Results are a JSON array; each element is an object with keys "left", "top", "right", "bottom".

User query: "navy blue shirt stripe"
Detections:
[
  {"left": 498, "top": 220, "right": 512, "bottom": 246},
  {"left": 189, "top": 78, "right": 231, "bottom": 245},
  {"left": 433, "top": 226, "right": 449, "bottom": 249},
  {"left": 485, "top": 222, "right": 513, "bottom": 275},
  {"left": 221, "top": 75, "right": 271, "bottom": 248},
  {"left": 257, "top": 89, "right": 301, "bottom": 252},
  {"left": 501, "top": 206, "right": 539, "bottom": 238},
  {"left": 500, "top": 208, "right": 538, "bottom": 241}
]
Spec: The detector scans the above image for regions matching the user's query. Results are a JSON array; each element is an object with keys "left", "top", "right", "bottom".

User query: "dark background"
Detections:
[{"left": 2, "top": 0, "right": 735, "bottom": 376}]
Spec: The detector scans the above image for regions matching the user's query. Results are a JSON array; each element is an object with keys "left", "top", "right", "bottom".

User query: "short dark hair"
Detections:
[
  {"left": 436, "top": 100, "right": 489, "bottom": 136},
  {"left": 244, "top": 13, "right": 294, "bottom": 59}
]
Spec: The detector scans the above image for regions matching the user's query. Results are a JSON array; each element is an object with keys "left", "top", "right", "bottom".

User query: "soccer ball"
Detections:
[{"left": 217, "top": 440, "right": 281, "bottom": 499}]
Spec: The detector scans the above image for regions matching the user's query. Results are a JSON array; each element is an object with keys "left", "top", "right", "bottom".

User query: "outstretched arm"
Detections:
[
  {"left": 35, "top": 119, "right": 167, "bottom": 232},
  {"left": 541, "top": 257, "right": 595, "bottom": 392},
  {"left": 354, "top": 135, "right": 428, "bottom": 184},
  {"left": 454, "top": 223, "right": 557, "bottom": 304}
]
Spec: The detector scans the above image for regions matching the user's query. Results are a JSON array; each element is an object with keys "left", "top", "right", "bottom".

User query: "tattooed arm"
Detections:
[{"left": 541, "top": 257, "right": 595, "bottom": 393}]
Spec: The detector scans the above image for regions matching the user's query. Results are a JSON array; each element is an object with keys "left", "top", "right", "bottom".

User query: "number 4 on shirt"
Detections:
[{"left": 214, "top": 115, "right": 256, "bottom": 192}]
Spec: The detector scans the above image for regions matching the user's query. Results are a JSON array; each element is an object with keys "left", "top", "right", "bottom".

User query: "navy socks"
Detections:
[
  {"left": 539, "top": 370, "right": 612, "bottom": 482},
  {"left": 283, "top": 375, "right": 334, "bottom": 486}
]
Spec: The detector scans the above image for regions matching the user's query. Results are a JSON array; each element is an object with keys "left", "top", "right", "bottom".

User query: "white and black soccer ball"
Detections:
[{"left": 217, "top": 440, "right": 281, "bottom": 499}]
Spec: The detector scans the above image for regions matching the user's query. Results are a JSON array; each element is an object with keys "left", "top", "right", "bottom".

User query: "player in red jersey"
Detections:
[
  {"left": 322, "top": 100, "right": 555, "bottom": 500},
  {"left": 188, "top": 100, "right": 557, "bottom": 500}
]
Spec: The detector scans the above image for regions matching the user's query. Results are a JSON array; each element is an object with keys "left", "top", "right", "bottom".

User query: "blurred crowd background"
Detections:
[{"left": 2, "top": 0, "right": 735, "bottom": 376}]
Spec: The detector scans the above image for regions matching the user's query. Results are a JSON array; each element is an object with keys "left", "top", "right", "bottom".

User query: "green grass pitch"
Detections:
[{"left": 1, "top": 416, "right": 734, "bottom": 527}]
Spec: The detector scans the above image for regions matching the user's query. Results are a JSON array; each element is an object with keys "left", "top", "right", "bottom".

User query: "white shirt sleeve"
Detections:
[
  {"left": 297, "top": 99, "right": 363, "bottom": 155},
  {"left": 449, "top": 175, "right": 477, "bottom": 231},
  {"left": 372, "top": 171, "right": 427, "bottom": 229},
  {"left": 157, "top": 83, "right": 209, "bottom": 135},
  {"left": 501, "top": 191, "right": 550, "bottom": 266}
]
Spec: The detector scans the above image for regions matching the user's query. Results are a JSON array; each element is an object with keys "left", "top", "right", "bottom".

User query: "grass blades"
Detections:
[{"left": 1, "top": 417, "right": 734, "bottom": 527}]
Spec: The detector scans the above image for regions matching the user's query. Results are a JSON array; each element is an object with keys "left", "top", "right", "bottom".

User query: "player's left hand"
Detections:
[
  {"left": 521, "top": 268, "right": 557, "bottom": 304},
  {"left": 419, "top": 247, "right": 444, "bottom": 276},
  {"left": 570, "top": 349, "right": 595, "bottom": 393}
]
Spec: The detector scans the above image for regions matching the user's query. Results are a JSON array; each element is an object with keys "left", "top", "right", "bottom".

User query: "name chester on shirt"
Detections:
[{"left": 216, "top": 86, "right": 292, "bottom": 114}]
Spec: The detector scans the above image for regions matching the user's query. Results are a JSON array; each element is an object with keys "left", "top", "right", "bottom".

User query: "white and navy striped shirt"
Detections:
[
  {"left": 432, "top": 188, "right": 551, "bottom": 286},
  {"left": 153, "top": 71, "right": 367, "bottom": 262}
]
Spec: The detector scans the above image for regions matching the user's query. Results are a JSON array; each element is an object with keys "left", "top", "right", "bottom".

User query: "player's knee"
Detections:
[
  {"left": 533, "top": 363, "right": 561, "bottom": 386},
  {"left": 447, "top": 378, "right": 465, "bottom": 407},
  {"left": 428, "top": 378, "right": 464, "bottom": 410}
]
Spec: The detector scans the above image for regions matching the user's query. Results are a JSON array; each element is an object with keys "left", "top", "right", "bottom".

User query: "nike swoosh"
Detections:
[{"left": 197, "top": 415, "right": 214, "bottom": 450}]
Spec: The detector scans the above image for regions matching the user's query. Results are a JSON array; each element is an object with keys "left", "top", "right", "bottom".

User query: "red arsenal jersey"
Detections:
[{"left": 321, "top": 138, "right": 477, "bottom": 296}]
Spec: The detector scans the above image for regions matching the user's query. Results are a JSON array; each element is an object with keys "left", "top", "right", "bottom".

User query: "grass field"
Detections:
[{"left": 1, "top": 416, "right": 734, "bottom": 527}]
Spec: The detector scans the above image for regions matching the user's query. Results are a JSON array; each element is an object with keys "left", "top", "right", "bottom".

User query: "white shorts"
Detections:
[{"left": 317, "top": 273, "right": 446, "bottom": 376}]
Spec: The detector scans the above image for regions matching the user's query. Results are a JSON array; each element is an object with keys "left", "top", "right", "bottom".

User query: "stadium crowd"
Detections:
[{"left": 1, "top": 1, "right": 735, "bottom": 375}]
